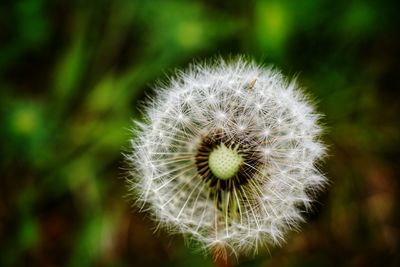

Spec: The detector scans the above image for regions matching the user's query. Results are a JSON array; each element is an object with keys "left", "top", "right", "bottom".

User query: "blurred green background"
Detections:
[{"left": 1, "top": 0, "right": 399, "bottom": 266}]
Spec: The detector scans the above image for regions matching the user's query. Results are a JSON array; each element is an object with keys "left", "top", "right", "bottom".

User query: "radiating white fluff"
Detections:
[{"left": 126, "top": 57, "right": 327, "bottom": 258}]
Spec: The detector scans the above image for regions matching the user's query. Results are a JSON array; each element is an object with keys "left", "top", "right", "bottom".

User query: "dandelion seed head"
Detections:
[{"left": 127, "top": 57, "right": 327, "bottom": 258}]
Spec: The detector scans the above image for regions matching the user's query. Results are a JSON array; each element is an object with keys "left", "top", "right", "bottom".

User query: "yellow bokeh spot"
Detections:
[
  {"left": 13, "top": 109, "right": 38, "bottom": 135},
  {"left": 255, "top": 1, "right": 290, "bottom": 52},
  {"left": 176, "top": 21, "right": 203, "bottom": 49}
]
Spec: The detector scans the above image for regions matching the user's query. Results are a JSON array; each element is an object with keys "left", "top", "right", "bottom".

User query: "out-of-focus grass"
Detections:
[{"left": 0, "top": 0, "right": 399, "bottom": 266}]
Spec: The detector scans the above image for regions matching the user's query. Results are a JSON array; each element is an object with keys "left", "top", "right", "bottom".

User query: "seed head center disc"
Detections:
[{"left": 208, "top": 143, "right": 243, "bottom": 180}]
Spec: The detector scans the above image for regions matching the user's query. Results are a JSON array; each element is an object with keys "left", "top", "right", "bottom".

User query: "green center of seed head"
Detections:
[{"left": 208, "top": 143, "right": 243, "bottom": 180}]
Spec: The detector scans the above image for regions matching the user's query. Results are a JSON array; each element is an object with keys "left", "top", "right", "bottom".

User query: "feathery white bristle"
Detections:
[{"left": 127, "top": 57, "right": 327, "bottom": 258}]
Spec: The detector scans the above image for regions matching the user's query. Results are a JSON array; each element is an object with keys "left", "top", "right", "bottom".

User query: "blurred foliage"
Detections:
[{"left": 0, "top": 0, "right": 399, "bottom": 266}]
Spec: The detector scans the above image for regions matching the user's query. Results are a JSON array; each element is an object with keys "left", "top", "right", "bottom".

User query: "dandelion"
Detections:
[{"left": 127, "top": 57, "right": 326, "bottom": 258}]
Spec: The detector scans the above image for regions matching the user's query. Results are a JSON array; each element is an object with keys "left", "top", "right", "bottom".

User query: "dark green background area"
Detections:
[{"left": 0, "top": 0, "right": 399, "bottom": 266}]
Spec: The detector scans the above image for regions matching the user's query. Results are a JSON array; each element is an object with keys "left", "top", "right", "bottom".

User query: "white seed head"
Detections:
[{"left": 127, "top": 57, "right": 327, "bottom": 258}]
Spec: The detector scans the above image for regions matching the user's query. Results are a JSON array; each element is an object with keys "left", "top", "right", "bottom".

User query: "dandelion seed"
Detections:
[{"left": 127, "top": 57, "right": 327, "bottom": 258}]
